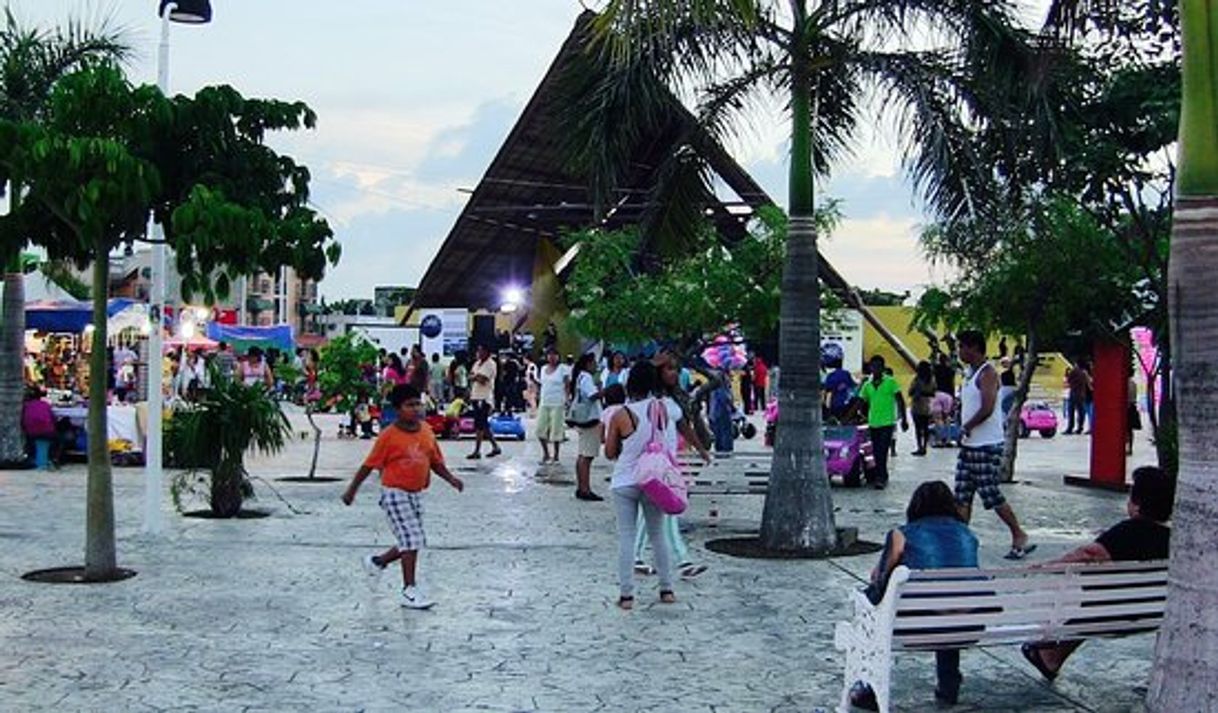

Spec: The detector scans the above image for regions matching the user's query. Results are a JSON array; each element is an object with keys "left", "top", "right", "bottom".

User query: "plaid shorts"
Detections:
[
  {"left": 379, "top": 488, "right": 426, "bottom": 550},
  {"left": 955, "top": 445, "right": 1006, "bottom": 510}
]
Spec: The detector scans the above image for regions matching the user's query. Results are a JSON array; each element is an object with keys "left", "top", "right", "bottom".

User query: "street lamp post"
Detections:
[{"left": 144, "top": 0, "right": 212, "bottom": 535}]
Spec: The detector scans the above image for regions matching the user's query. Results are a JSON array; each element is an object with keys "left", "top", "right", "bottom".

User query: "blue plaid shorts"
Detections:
[
  {"left": 955, "top": 445, "right": 1006, "bottom": 510},
  {"left": 379, "top": 488, "right": 426, "bottom": 550}
]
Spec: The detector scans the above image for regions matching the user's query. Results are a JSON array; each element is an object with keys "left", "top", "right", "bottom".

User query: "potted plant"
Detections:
[{"left": 169, "top": 372, "right": 292, "bottom": 517}]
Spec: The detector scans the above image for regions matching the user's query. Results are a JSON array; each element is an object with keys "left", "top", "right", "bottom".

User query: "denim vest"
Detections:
[
  {"left": 900, "top": 516, "right": 979, "bottom": 569},
  {"left": 867, "top": 516, "right": 979, "bottom": 603}
]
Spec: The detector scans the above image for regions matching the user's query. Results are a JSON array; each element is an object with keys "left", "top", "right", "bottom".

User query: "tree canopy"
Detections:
[{"left": 562, "top": 205, "right": 839, "bottom": 351}]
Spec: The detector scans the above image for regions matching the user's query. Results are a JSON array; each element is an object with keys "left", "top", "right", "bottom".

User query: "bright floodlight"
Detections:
[
  {"left": 159, "top": 0, "right": 213, "bottom": 23},
  {"left": 181, "top": 320, "right": 196, "bottom": 339},
  {"left": 503, "top": 287, "right": 524, "bottom": 306}
]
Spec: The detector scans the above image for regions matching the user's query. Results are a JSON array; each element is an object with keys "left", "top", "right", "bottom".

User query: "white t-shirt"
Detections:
[
  {"left": 470, "top": 357, "right": 497, "bottom": 402},
  {"left": 538, "top": 364, "right": 568, "bottom": 406},
  {"left": 576, "top": 371, "right": 597, "bottom": 399}
]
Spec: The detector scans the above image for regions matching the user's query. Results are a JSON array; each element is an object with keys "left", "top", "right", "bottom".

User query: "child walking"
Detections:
[{"left": 342, "top": 384, "right": 464, "bottom": 609}]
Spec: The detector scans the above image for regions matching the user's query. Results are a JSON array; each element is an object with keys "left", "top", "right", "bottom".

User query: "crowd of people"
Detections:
[{"left": 343, "top": 327, "right": 1175, "bottom": 708}]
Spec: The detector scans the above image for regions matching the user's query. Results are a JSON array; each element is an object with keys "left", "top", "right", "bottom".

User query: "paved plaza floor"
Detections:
[{"left": 0, "top": 410, "right": 1162, "bottom": 712}]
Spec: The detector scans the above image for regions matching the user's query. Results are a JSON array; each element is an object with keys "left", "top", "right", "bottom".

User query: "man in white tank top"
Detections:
[{"left": 955, "top": 330, "right": 1035, "bottom": 560}]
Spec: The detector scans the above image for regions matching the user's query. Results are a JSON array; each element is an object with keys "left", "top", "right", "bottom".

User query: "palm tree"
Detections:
[
  {"left": 578, "top": 0, "right": 1023, "bottom": 552},
  {"left": 0, "top": 9, "right": 129, "bottom": 466},
  {"left": 170, "top": 372, "right": 292, "bottom": 517},
  {"left": 1045, "top": 1, "right": 1215, "bottom": 709}
]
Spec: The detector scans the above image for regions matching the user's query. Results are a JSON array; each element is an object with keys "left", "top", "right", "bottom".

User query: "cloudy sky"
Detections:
[{"left": 20, "top": 1, "right": 1049, "bottom": 301}]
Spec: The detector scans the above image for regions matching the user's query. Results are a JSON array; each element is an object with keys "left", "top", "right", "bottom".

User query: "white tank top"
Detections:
[
  {"left": 611, "top": 399, "right": 671, "bottom": 489},
  {"left": 961, "top": 362, "right": 1003, "bottom": 446}
]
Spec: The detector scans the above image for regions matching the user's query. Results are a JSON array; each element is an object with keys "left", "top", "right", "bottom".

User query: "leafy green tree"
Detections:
[
  {"left": 0, "top": 10, "right": 129, "bottom": 466},
  {"left": 935, "top": 2, "right": 1180, "bottom": 473},
  {"left": 916, "top": 197, "right": 1142, "bottom": 482},
  {"left": 316, "top": 332, "right": 379, "bottom": 414},
  {"left": 563, "top": 206, "right": 838, "bottom": 350},
  {"left": 0, "top": 65, "right": 339, "bottom": 581},
  {"left": 574, "top": 0, "right": 1024, "bottom": 552}
]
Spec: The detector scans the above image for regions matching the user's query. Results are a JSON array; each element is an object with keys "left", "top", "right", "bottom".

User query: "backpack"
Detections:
[{"left": 633, "top": 398, "right": 688, "bottom": 515}]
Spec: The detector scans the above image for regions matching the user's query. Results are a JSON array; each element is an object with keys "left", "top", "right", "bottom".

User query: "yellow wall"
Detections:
[{"left": 860, "top": 306, "right": 1069, "bottom": 403}]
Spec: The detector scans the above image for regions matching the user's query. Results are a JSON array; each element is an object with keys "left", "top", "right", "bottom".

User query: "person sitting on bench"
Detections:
[
  {"left": 1021, "top": 465, "right": 1174, "bottom": 681},
  {"left": 852, "top": 480, "right": 980, "bottom": 709}
]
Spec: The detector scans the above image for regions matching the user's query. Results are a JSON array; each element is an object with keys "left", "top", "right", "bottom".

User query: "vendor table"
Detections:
[{"left": 52, "top": 404, "right": 144, "bottom": 452}]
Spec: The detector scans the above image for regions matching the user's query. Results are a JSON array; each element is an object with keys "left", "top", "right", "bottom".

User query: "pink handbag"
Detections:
[{"left": 634, "top": 399, "right": 688, "bottom": 515}]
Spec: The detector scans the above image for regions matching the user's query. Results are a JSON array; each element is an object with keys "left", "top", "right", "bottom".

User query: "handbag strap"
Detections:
[{"left": 647, "top": 398, "right": 667, "bottom": 447}]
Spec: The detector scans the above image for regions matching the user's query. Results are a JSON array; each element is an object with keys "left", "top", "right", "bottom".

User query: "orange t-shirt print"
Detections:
[{"left": 363, "top": 423, "right": 444, "bottom": 492}]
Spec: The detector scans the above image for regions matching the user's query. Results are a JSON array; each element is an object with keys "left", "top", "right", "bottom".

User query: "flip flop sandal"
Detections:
[
  {"left": 1004, "top": 543, "right": 1038, "bottom": 560},
  {"left": 633, "top": 562, "right": 656, "bottom": 575},
  {"left": 617, "top": 596, "right": 634, "bottom": 610},
  {"left": 488, "top": 449, "right": 503, "bottom": 458},
  {"left": 466, "top": 453, "right": 482, "bottom": 460},
  {"left": 1021, "top": 643, "right": 1059, "bottom": 681},
  {"left": 680, "top": 564, "right": 708, "bottom": 579},
  {"left": 659, "top": 590, "right": 676, "bottom": 604}
]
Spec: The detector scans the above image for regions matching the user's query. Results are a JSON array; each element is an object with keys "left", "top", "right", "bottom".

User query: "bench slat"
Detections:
[
  {"left": 893, "top": 599, "right": 1166, "bottom": 631},
  {"left": 894, "top": 617, "right": 1163, "bottom": 648},
  {"left": 901, "top": 570, "right": 1167, "bottom": 595},
  {"left": 897, "top": 586, "right": 1166, "bottom": 611},
  {"left": 907, "top": 561, "right": 1168, "bottom": 579}
]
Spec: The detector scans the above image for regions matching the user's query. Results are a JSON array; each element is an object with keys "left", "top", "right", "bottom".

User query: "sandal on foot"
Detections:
[
  {"left": 1004, "top": 543, "right": 1038, "bottom": 560},
  {"left": 466, "top": 453, "right": 482, "bottom": 460},
  {"left": 633, "top": 561, "right": 656, "bottom": 575},
  {"left": 617, "top": 596, "right": 634, "bottom": 610},
  {"left": 1021, "top": 643, "right": 1059, "bottom": 681},
  {"left": 659, "top": 590, "right": 676, "bottom": 604},
  {"left": 488, "top": 448, "right": 502, "bottom": 458},
  {"left": 680, "top": 564, "right": 708, "bottom": 579}
]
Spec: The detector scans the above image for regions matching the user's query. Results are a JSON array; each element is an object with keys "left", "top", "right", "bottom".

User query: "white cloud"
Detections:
[{"left": 821, "top": 215, "right": 935, "bottom": 292}]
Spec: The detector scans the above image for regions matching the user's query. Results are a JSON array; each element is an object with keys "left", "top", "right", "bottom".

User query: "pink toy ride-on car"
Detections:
[{"left": 1019, "top": 401, "right": 1058, "bottom": 438}]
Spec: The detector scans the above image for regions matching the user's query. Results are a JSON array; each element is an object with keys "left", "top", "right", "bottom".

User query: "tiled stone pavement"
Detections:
[{"left": 0, "top": 410, "right": 1160, "bottom": 712}]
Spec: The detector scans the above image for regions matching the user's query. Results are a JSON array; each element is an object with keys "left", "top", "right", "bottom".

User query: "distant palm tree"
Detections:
[
  {"left": 1044, "top": 1, "right": 1215, "bottom": 709},
  {"left": 0, "top": 9, "right": 129, "bottom": 465},
  {"left": 575, "top": 0, "right": 1024, "bottom": 552}
]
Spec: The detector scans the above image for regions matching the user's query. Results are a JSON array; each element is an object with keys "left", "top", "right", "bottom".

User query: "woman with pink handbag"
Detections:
[{"left": 604, "top": 361, "right": 677, "bottom": 610}]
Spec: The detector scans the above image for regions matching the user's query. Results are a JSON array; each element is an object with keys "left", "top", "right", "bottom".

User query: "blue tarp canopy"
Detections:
[
  {"left": 206, "top": 323, "right": 294, "bottom": 353},
  {"left": 25, "top": 300, "right": 92, "bottom": 332},
  {"left": 26, "top": 298, "right": 154, "bottom": 333}
]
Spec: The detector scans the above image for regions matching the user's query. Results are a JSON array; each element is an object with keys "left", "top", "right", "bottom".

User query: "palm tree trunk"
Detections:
[
  {"left": 760, "top": 8, "right": 837, "bottom": 553},
  {"left": 999, "top": 330, "right": 1038, "bottom": 483},
  {"left": 1146, "top": 3, "right": 1218, "bottom": 707},
  {"left": 210, "top": 457, "right": 245, "bottom": 518},
  {"left": 0, "top": 257, "right": 27, "bottom": 465},
  {"left": 84, "top": 244, "right": 116, "bottom": 579}
]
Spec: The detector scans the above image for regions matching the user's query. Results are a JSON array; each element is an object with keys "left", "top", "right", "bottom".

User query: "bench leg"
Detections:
[{"left": 836, "top": 623, "right": 893, "bottom": 713}]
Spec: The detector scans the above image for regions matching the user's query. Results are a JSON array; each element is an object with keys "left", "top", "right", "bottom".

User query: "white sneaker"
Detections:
[
  {"left": 400, "top": 585, "right": 434, "bottom": 609},
  {"left": 362, "top": 554, "right": 385, "bottom": 577}
]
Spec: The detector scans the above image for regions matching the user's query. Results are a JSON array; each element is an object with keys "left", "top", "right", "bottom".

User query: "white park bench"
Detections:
[
  {"left": 680, "top": 453, "right": 772, "bottom": 526},
  {"left": 833, "top": 560, "right": 1169, "bottom": 713}
]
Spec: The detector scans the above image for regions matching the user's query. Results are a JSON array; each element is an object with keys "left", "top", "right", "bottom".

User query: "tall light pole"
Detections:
[{"left": 145, "top": 0, "right": 212, "bottom": 535}]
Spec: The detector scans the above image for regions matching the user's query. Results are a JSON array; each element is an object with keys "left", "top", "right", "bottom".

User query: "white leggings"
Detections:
[{"left": 612, "top": 486, "right": 673, "bottom": 597}]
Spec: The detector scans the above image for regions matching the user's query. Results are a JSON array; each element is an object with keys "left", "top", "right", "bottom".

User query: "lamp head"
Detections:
[{"left": 159, "top": 0, "right": 212, "bottom": 24}]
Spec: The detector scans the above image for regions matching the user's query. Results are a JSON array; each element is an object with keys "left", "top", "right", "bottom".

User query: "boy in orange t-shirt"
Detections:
[{"left": 342, "top": 384, "right": 463, "bottom": 609}]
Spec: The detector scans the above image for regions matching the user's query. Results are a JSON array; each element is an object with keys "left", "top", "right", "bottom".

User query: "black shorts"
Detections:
[{"left": 471, "top": 400, "right": 492, "bottom": 430}]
